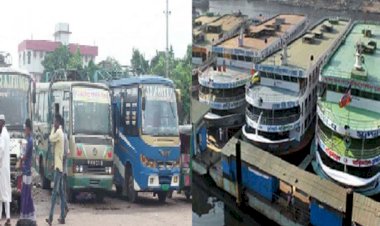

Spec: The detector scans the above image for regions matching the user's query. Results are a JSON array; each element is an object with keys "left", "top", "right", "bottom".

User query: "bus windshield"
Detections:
[
  {"left": 0, "top": 73, "right": 30, "bottom": 128},
  {"left": 72, "top": 87, "right": 111, "bottom": 135},
  {"left": 141, "top": 84, "right": 179, "bottom": 136}
]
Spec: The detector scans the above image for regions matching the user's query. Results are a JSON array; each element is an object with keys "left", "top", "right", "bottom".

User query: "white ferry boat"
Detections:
[
  {"left": 243, "top": 18, "right": 351, "bottom": 155},
  {"left": 312, "top": 21, "right": 380, "bottom": 196}
]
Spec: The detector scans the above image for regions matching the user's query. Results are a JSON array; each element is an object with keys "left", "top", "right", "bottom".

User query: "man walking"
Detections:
[
  {"left": 0, "top": 115, "right": 12, "bottom": 226},
  {"left": 46, "top": 114, "right": 66, "bottom": 225},
  {"left": 18, "top": 119, "right": 36, "bottom": 225}
]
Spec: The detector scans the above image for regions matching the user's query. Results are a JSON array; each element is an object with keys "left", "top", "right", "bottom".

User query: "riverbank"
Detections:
[{"left": 266, "top": 0, "right": 380, "bottom": 14}]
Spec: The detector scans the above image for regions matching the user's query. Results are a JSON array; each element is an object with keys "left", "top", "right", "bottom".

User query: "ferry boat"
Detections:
[
  {"left": 243, "top": 18, "right": 351, "bottom": 155},
  {"left": 198, "top": 14, "right": 308, "bottom": 148},
  {"left": 212, "top": 14, "right": 307, "bottom": 69},
  {"left": 192, "top": 13, "right": 246, "bottom": 66},
  {"left": 312, "top": 21, "right": 380, "bottom": 196}
]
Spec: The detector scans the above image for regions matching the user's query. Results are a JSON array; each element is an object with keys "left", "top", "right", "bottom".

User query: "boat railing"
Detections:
[
  {"left": 318, "top": 126, "right": 380, "bottom": 159},
  {"left": 317, "top": 102, "right": 380, "bottom": 131},
  {"left": 246, "top": 108, "right": 300, "bottom": 126},
  {"left": 199, "top": 90, "right": 245, "bottom": 103}
]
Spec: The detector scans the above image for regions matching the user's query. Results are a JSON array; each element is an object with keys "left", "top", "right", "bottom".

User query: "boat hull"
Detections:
[{"left": 311, "top": 139, "right": 380, "bottom": 196}]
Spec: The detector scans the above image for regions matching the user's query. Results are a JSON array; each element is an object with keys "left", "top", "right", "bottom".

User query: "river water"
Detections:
[{"left": 192, "top": 0, "right": 380, "bottom": 225}]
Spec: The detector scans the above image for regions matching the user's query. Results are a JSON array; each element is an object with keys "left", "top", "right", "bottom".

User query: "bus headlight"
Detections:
[
  {"left": 105, "top": 167, "right": 113, "bottom": 175},
  {"left": 74, "top": 165, "right": 84, "bottom": 173},
  {"left": 140, "top": 154, "right": 157, "bottom": 168}
]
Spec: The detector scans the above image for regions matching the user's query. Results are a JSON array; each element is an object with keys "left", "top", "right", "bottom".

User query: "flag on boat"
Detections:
[{"left": 339, "top": 83, "right": 352, "bottom": 108}]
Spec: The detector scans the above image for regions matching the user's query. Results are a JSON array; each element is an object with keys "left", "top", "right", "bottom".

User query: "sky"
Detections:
[{"left": 0, "top": 0, "right": 191, "bottom": 65}]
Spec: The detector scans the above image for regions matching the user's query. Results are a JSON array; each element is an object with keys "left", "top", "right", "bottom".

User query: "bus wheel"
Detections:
[
  {"left": 157, "top": 191, "right": 167, "bottom": 203},
  {"left": 40, "top": 157, "right": 51, "bottom": 189},
  {"left": 66, "top": 186, "right": 75, "bottom": 203},
  {"left": 125, "top": 167, "right": 137, "bottom": 203},
  {"left": 115, "top": 185, "right": 122, "bottom": 195},
  {"left": 185, "top": 190, "right": 191, "bottom": 200}
]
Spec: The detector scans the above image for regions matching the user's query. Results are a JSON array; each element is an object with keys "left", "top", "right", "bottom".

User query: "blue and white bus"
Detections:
[{"left": 108, "top": 76, "right": 180, "bottom": 202}]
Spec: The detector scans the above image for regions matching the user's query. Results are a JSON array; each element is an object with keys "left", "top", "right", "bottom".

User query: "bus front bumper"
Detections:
[
  {"left": 67, "top": 174, "right": 113, "bottom": 192},
  {"left": 135, "top": 171, "right": 180, "bottom": 192}
]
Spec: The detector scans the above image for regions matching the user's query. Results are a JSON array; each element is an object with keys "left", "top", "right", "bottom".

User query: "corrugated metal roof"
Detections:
[
  {"left": 191, "top": 99, "right": 210, "bottom": 125},
  {"left": 222, "top": 136, "right": 380, "bottom": 226}
]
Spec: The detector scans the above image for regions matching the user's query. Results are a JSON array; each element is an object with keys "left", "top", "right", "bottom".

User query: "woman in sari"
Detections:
[{"left": 19, "top": 119, "right": 36, "bottom": 223}]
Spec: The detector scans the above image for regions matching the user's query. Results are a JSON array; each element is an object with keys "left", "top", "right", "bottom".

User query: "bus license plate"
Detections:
[
  {"left": 161, "top": 184, "right": 169, "bottom": 191},
  {"left": 87, "top": 160, "right": 103, "bottom": 166}
]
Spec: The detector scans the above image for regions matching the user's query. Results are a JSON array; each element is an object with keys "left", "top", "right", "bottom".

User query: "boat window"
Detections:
[
  {"left": 374, "top": 93, "right": 380, "bottom": 101},
  {"left": 283, "top": 75, "right": 290, "bottom": 82},
  {"left": 291, "top": 77, "right": 298, "bottom": 83},
  {"left": 231, "top": 54, "right": 237, "bottom": 60},
  {"left": 238, "top": 55, "right": 245, "bottom": 61},
  {"left": 245, "top": 56, "right": 252, "bottom": 62},
  {"left": 274, "top": 74, "right": 282, "bottom": 80}
]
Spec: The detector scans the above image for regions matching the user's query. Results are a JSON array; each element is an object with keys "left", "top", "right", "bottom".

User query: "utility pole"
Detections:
[{"left": 164, "top": 0, "right": 171, "bottom": 78}]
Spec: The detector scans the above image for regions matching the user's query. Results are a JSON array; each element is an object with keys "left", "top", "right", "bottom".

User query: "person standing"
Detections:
[
  {"left": 0, "top": 114, "right": 12, "bottom": 226},
  {"left": 61, "top": 120, "right": 69, "bottom": 217},
  {"left": 19, "top": 119, "right": 36, "bottom": 223},
  {"left": 46, "top": 114, "right": 66, "bottom": 225}
]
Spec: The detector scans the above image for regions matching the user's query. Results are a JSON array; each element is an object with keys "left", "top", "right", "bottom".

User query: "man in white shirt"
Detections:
[{"left": 0, "top": 114, "right": 12, "bottom": 226}]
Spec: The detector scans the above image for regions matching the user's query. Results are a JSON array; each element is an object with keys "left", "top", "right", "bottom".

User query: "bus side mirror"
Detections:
[{"left": 142, "top": 97, "right": 146, "bottom": 111}]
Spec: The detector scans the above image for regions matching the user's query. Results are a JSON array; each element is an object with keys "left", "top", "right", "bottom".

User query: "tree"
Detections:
[
  {"left": 98, "top": 57, "right": 122, "bottom": 72},
  {"left": 68, "top": 49, "right": 83, "bottom": 71},
  {"left": 41, "top": 44, "right": 72, "bottom": 75},
  {"left": 84, "top": 59, "right": 99, "bottom": 82},
  {"left": 130, "top": 48, "right": 149, "bottom": 75}
]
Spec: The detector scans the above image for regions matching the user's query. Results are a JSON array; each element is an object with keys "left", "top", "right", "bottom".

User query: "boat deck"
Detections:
[
  {"left": 247, "top": 85, "right": 299, "bottom": 103},
  {"left": 260, "top": 18, "right": 349, "bottom": 70},
  {"left": 199, "top": 67, "right": 251, "bottom": 89},
  {"left": 319, "top": 100, "right": 380, "bottom": 131},
  {"left": 322, "top": 22, "right": 380, "bottom": 86}
]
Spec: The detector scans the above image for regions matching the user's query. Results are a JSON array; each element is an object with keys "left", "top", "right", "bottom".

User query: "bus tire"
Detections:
[
  {"left": 185, "top": 190, "right": 191, "bottom": 200},
  {"left": 115, "top": 184, "right": 122, "bottom": 195},
  {"left": 157, "top": 191, "right": 167, "bottom": 203},
  {"left": 125, "top": 165, "right": 137, "bottom": 203},
  {"left": 65, "top": 181, "right": 75, "bottom": 203},
  {"left": 40, "top": 157, "right": 51, "bottom": 190}
]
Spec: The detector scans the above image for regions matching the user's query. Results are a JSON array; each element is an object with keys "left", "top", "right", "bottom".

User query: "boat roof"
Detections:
[
  {"left": 36, "top": 81, "right": 109, "bottom": 90},
  {"left": 321, "top": 22, "right": 380, "bottom": 87},
  {"left": 260, "top": 18, "right": 350, "bottom": 70},
  {"left": 218, "top": 14, "right": 306, "bottom": 51},
  {"left": 194, "top": 15, "right": 220, "bottom": 27},
  {"left": 222, "top": 136, "right": 380, "bottom": 226},
  {"left": 194, "top": 14, "right": 246, "bottom": 46},
  {"left": 107, "top": 75, "right": 174, "bottom": 88}
]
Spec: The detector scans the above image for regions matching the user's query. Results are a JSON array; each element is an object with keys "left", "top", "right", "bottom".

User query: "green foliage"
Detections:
[
  {"left": 85, "top": 60, "right": 99, "bottom": 82},
  {"left": 131, "top": 48, "right": 149, "bottom": 75},
  {"left": 41, "top": 45, "right": 72, "bottom": 75},
  {"left": 68, "top": 49, "right": 83, "bottom": 71}
]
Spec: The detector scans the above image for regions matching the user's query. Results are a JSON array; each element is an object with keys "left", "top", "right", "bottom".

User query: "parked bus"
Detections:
[
  {"left": 0, "top": 52, "right": 35, "bottom": 210},
  {"left": 33, "top": 75, "right": 114, "bottom": 202},
  {"left": 108, "top": 76, "right": 180, "bottom": 202}
]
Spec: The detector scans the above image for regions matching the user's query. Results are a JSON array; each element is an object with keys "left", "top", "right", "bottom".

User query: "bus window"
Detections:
[{"left": 123, "top": 86, "right": 139, "bottom": 136}]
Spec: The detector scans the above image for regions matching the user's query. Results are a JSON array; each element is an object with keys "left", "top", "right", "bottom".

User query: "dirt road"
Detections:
[{"left": 7, "top": 181, "right": 191, "bottom": 226}]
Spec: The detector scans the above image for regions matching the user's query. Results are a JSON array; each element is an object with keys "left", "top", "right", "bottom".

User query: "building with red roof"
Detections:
[{"left": 18, "top": 23, "right": 98, "bottom": 81}]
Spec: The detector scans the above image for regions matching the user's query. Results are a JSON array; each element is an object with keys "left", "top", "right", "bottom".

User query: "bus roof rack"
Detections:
[
  {"left": 45, "top": 69, "right": 88, "bottom": 83},
  {"left": 0, "top": 52, "right": 12, "bottom": 67}
]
